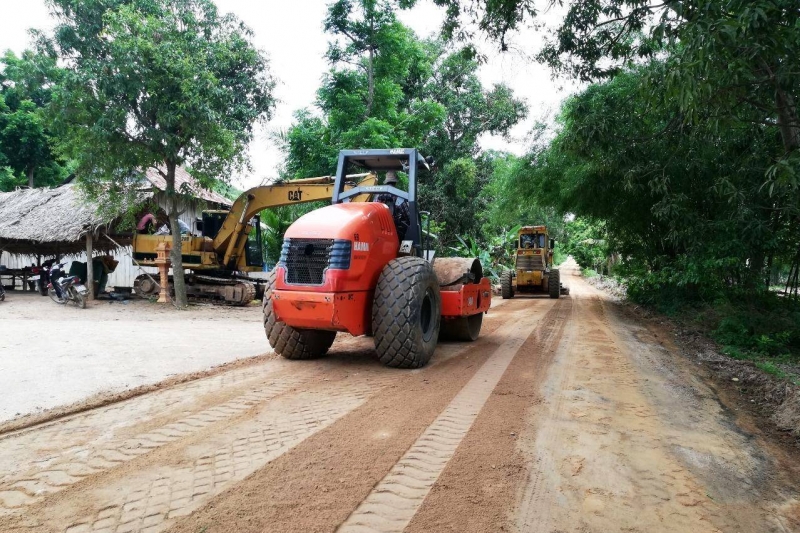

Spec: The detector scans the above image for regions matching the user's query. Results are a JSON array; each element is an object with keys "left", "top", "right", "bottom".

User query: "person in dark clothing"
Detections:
[
  {"left": 47, "top": 261, "right": 66, "bottom": 299},
  {"left": 376, "top": 171, "right": 411, "bottom": 240}
]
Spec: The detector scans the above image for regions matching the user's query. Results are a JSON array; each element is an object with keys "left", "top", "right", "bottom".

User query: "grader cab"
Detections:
[{"left": 501, "top": 225, "right": 562, "bottom": 299}]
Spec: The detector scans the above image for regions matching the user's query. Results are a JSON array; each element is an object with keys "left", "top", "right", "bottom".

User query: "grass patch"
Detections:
[
  {"left": 582, "top": 268, "right": 599, "bottom": 278},
  {"left": 621, "top": 272, "right": 800, "bottom": 383},
  {"left": 755, "top": 360, "right": 788, "bottom": 380}
]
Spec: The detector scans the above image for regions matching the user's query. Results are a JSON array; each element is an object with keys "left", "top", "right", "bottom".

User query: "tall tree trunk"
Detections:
[
  {"left": 765, "top": 253, "right": 773, "bottom": 290},
  {"left": 166, "top": 161, "right": 189, "bottom": 308},
  {"left": 775, "top": 87, "right": 800, "bottom": 154},
  {"left": 365, "top": 45, "right": 375, "bottom": 118},
  {"left": 85, "top": 232, "right": 94, "bottom": 301}
]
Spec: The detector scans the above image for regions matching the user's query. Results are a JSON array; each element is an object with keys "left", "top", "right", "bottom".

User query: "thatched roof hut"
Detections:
[
  {"left": 0, "top": 184, "right": 123, "bottom": 256},
  {"left": 0, "top": 167, "right": 231, "bottom": 257}
]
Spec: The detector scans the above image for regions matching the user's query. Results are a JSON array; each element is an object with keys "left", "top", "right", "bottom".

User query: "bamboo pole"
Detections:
[
  {"left": 102, "top": 234, "right": 161, "bottom": 289},
  {"left": 86, "top": 232, "right": 94, "bottom": 300}
]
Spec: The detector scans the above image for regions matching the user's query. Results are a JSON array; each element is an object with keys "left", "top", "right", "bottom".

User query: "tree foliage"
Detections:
[
  {"left": 282, "top": 2, "right": 526, "bottom": 250},
  {"left": 283, "top": 1, "right": 443, "bottom": 179},
  {"left": 414, "top": 1, "right": 800, "bottom": 160},
  {"left": 0, "top": 50, "right": 68, "bottom": 191},
  {"left": 516, "top": 61, "right": 799, "bottom": 292},
  {"left": 42, "top": 0, "right": 276, "bottom": 306}
]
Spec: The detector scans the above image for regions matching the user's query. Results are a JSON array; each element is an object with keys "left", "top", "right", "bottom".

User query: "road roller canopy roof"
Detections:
[
  {"left": 332, "top": 149, "right": 430, "bottom": 205},
  {"left": 332, "top": 149, "right": 430, "bottom": 257},
  {"left": 336, "top": 148, "right": 431, "bottom": 172}
]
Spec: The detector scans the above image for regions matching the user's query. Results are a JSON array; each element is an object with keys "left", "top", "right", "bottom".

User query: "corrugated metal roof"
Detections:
[{"left": 143, "top": 167, "right": 232, "bottom": 207}]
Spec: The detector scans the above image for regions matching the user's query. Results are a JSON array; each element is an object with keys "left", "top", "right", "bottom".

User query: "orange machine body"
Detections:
[
  {"left": 440, "top": 278, "right": 492, "bottom": 319},
  {"left": 272, "top": 202, "right": 398, "bottom": 336},
  {"left": 272, "top": 202, "right": 491, "bottom": 336}
]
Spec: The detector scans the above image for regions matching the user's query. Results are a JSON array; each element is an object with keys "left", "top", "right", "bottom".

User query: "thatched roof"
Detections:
[
  {"left": 144, "top": 167, "right": 231, "bottom": 207},
  {"left": 0, "top": 184, "right": 124, "bottom": 256},
  {"left": 0, "top": 166, "right": 233, "bottom": 256}
]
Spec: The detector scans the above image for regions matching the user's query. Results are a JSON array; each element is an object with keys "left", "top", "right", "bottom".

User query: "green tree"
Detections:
[
  {"left": 421, "top": 0, "right": 800, "bottom": 287},
  {"left": 283, "top": 1, "right": 443, "bottom": 179},
  {"left": 418, "top": 48, "right": 526, "bottom": 247},
  {"left": 283, "top": 4, "right": 526, "bottom": 250},
  {"left": 0, "top": 50, "right": 68, "bottom": 190},
  {"left": 478, "top": 150, "right": 564, "bottom": 241},
  {"left": 513, "top": 61, "right": 798, "bottom": 298},
  {"left": 43, "top": 0, "right": 276, "bottom": 307},
  {"left": 413, "top": 0, "right": 800, "bottom": 159}
]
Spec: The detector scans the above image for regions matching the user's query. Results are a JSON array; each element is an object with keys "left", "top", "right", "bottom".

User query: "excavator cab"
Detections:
[
  {"left": 201, "top": 210, "right": 264, "bottom": 267},
  {"left": 200, "top": 210, "right": 228, "bottom": 239},
  {"left": 244, "top": 216, "right": 264, "bottom": 268},
  {"left": 263, "top": 148, "right": 492, "bottom": 369}
]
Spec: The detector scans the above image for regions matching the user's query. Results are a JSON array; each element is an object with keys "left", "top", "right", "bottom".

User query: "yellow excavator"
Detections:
[{"left": 132, "top": 173, "right": 377, "bottom": 305}]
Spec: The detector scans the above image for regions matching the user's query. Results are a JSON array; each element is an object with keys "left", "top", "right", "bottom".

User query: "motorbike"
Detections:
[
  {"left": 26, "top": 265, "right": 50, "bottom": 295},
  {"left": 47, "top": 263, "right": 88, "bottom": 309}
]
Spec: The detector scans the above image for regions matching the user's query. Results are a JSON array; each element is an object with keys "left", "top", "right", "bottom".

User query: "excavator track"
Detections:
[{"left": 133, "top": 274, "right": 259, "bottom": 306}]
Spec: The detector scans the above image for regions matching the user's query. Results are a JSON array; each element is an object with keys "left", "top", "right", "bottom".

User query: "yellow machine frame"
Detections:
[
  {"left": 132, "top": 174, "right": 377, "bottom": 272},
  {"left": 501, "top": 225, "right": 561, "bottom": 299},
  {"left": 514, "top": 225, "right": 552, "bottom": 290}
]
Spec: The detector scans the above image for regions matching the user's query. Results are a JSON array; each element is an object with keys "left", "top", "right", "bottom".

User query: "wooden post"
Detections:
[
  {"left": 155, "top": 242, "right": 171, "bottom": 304},
  {"left": 86, "top": 232, "right": 94, "bottom": 301}
]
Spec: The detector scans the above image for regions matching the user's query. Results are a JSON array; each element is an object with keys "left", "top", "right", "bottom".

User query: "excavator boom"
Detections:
[
  {"left": 131, "top": 173, "right": 378, "bottom": 306},
  {"left": 214, "top": 173, "right": 377, "bottom": 269}
]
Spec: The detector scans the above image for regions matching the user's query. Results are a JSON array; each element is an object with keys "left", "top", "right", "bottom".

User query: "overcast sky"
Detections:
[{"left": 0, "top": 0, "right": 575, "bottom": 190}]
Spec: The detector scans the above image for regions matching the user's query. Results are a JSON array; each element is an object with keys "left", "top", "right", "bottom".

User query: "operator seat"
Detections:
[{"left": 375, "top": 193, "right": 410, "bottom": 241}]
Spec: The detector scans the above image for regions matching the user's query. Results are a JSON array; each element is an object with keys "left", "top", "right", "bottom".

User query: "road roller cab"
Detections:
[{"left": 263, "top": 148, "right": 492, "bottom": 368}]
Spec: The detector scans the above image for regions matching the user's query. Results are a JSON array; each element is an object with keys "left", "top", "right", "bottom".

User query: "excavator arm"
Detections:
[{"left": 214, "top": 173, "right": 377, "bottom": 269}]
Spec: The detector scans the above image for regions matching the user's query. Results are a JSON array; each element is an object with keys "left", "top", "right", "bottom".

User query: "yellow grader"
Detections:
[{"left": 500, "top": 225, "right": 563, "bottom": 299}]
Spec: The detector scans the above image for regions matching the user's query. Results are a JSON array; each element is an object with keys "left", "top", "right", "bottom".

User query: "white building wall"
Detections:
[
  {"left": 151, "top": 194, "right": 207, "bottom": 230},
  {"left": 0, "top": 247, "right": 156, "bottom": 289}
]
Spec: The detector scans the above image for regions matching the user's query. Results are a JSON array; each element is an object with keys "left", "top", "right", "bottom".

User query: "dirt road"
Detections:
[{"left": 1, "top": 261, "right": 798, "bottom": 533}]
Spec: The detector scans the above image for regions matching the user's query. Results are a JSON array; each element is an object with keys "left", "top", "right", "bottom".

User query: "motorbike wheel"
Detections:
[
  {"left": 70, "top": 286, "right": 87, "bottom": 309},
  {"left": 48, "top": 286, "right": 65, "bottom": 304}
]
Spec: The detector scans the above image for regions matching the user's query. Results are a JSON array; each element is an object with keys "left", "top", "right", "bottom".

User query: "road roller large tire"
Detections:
[
  {"left": 549, "top": 268, "right": 561, "bottom": 299},
  {"left": 501, "top": 270, "right": 514, "bottom": 299},
  {"left": 262, "top": 269, "right": 336, "bottom": 359},
  {"left": 440, "top": 312, "right": 483, "bottom": 342},
  {"left": 373, "top": 256, "right": 441, "bottom": 368}
]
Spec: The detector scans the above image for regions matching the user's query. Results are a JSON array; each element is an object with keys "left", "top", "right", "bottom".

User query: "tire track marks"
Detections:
[
  {"left": 338, "top": 304, "right": 560, "bottom": 533},
  {"left": 0, "top": 360, "right": 287, "bottom": 484},
  {"left": 0, "top": 350, "right": 393, "bottom": 518},
  {"left": 5, "top": 374, "right": 398, "bottom": 533},
  {"left": 0, "top": 373, "right": 304, "bottom": 516}
]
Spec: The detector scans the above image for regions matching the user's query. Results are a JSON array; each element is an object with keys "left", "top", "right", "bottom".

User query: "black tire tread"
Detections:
[
  {"left": 372, "top": 256, "right": 441, "bottom": 369},
  {"left": 501, "top": 270, "right": 514, "bottom": 299},
  {"left": 549, "top": 269, "right": 561, "bottom": 299},
  {"left": 262, "top": 270, "right": 336, "bottom": 359}
]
